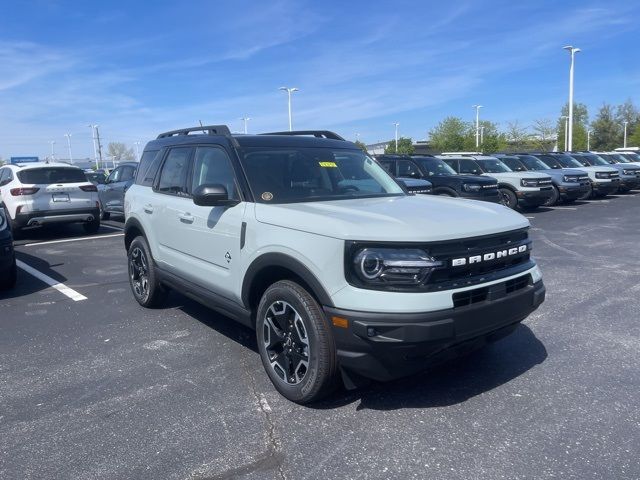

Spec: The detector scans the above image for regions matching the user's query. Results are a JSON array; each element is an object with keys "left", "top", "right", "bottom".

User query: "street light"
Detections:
[
  {"left": 623, "top": 121, "right": 629, "bottom": 148},
  {"left": 64, "top": 133, "right": 73, "bottom": 163},
  {"left": 134, "top": 141, "right": 140, "bottom": 160},
  {"left": 50, "top": 140, "right": 56, "bottom": 159},
  {"left": 587, "top": 129, "right": 592, "bottom": 151},
  {"left": 563, "top": 45, "right": 581, "bottom": 151},
  {"left": 480, "top": 126, "right": 485, "bottom": 146},
  {"left": 560, "top": 116, "right": 569, "bottom": 151},
  {"left": 240, "top": 117, "right": 251, "bottom": 134},
  {"left": 472, "top": 105, "right": 483, "bottom": 149},
  {"left": 393, "top": 122, "right": 399, "bottom": 153},
  {"left": 88, "top": 124, "right": 98, "bottom": 168},
  {"left": 279, "top": 87, "right": 299, "bottom": 131}
]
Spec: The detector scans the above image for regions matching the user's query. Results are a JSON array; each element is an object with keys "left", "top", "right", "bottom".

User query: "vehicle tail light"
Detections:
[
  {"left": 80, "top": 184, "right": 98, "bottom": 192},
  {"left": 10, "top": 187, "right": 40, "bottom": 196}
]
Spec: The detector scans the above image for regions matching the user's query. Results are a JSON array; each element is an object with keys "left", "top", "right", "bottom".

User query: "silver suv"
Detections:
[{"left": 124, "top": 126, "right": 546, "bottom": 403}]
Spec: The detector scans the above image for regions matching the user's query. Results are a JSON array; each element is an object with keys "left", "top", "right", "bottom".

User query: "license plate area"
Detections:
[{"left": 52, "top": 193, "right": 70, "bottom": 202}]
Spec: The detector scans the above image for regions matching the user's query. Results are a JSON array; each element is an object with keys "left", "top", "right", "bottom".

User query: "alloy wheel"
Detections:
[
  {"left": 262, "top": 301, "right": 310, "bottom": 385},
  {"left": 129, "top": 246, "right": 149, "bottom": 300}
]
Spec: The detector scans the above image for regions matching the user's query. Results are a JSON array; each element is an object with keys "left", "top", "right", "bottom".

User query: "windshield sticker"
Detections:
[
  {"left": 319, "top": 161, "right": 337, "bottom": 168},
  {"left": 261, "top": 192, "right": 273, "bottom": 201}
]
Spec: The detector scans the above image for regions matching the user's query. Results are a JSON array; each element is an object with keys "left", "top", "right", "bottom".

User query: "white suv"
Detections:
[
  {"left": 0, "top": 162, "right": 100, "bottom": 236},
  {"left": 125, "top": 126, "right": 546, "bottom": 403}
]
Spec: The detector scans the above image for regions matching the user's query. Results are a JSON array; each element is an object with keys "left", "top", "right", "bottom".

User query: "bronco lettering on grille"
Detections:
[{"left": 451, "top": 244, "right": 529, "bottom": 267}]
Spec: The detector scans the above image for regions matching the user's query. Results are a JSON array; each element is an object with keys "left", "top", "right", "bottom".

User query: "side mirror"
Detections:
[{"left": 193, "top": 184, "right": 239, "bottom": 207}]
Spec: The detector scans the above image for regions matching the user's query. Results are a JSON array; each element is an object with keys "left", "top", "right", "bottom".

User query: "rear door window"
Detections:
[
  {"left": 397, "top": 160, "right": 421, "bottom": 178},
  {"left": 17, "top": 168, "right": 87, "bottom": 184},
  {"left": 459, "top": 159, "right": 482, "bottom": 175},
  {"left": 136, "top": 150, "right": 161, "bottom": 186}
]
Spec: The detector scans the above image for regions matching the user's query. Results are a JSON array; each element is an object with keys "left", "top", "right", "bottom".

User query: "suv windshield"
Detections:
[
  {"left": 621, "top": 153, "right": 640, "bottom": 162},
  {"left": 517, "top": 155, "right": 550, "bottom": 171},
  {"left": 534, "top": 155, "right": 563, "bottom": 169},
  {"left": 475, "top": 159, "right": 511, "bottom": 173},
  {"left": 415, "top": 157, "right": 457, "bottom": 176},
  {"left": 579, "top": 154, "right": 610, "bottom": 166},
  {"left": 242, "top": 148, "right": 404, "bottom": 203},
  {"left": 17, "top": 167, "right": 87, "bottom": 184},
  {"left": 565, "top": 154, "right": 591, "bottom": 167}
]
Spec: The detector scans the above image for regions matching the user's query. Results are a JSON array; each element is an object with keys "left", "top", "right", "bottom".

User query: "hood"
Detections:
[
  {"left": 576, "top": 165, "right": 618, "bottom": 173},
  {"left": 254, "top": 195, "right": 529, "bottom": 242},
  {"left": 454, "top": 174, "right": 497, "bottom": 184}
]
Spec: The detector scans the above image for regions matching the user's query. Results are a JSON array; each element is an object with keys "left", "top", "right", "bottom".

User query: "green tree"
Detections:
[
  {"left": 503, "top": 120, "right": 529, "bottom": 152},
  {"left": 616, "top": 98, "right": 639, "bottom": 147},
  {"left": 590, "top": 103, "right": 620, "bottom": 151},
  {"left": 628, "top": 123, "right": 640, "bottom": 147},
  {"left": 428, "top": 117, "right": 469, "bottom": 152},
  {"left": 557, "top": 102, "right": 589, "bottom": 151},
  {"left": 354, "top": 140, "right": 368, "bottom": 152},
  {"left": 107, "top": 142, "right": 135, "bottom": 162},
  {"left": 476, "top": 120, "right": 507, "bottom": 153},
  {"left": 384, "top": 137, "right": 414, "bottom": 154}
]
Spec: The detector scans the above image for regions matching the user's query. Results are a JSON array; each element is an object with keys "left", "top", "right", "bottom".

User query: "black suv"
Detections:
[{"left": 376, "top": 154, "right": 500, "bottom": 203}]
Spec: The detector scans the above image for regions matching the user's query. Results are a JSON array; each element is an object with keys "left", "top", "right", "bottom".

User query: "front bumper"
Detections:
[
  {"left": 558, "top": 183, "right": 590, "bottom": 200},
  {"left": 517, "top": 188, "right": 553, "bottom": 207},
  {"left": 592, "top": 179, "right": 620, "bottom": 196},
  {"left": 325, "top": 277, "right": 545, "bottom": 383},
  {"left": 14, "top": 208, "right": 100, "bottom": 229},
  {"left": 618, "top": 177, "right": 640, "bottom": 191},
  {"left": 459, "top": 191, "right": 502, "bottom": 203}
]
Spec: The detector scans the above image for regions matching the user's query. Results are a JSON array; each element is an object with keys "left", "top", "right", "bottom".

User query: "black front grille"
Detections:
[
  {"left": 426, "top": 228, "right": 532, "bottom": 290},
  {"left": 453, "top": 286, "right": 489, "bottom": 307}
]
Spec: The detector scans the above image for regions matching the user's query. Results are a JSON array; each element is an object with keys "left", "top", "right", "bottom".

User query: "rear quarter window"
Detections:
[
  {"left": 135, "top": 150, "right": 161, "bottom": 187},
  {"left": 18, "top": 168, "right": 87, "bottom": 184}
]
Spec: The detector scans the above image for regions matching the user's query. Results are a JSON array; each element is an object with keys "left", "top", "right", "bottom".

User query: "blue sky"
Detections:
[{"left": 1, "top": 0, "right": 638, "bottom": 159}]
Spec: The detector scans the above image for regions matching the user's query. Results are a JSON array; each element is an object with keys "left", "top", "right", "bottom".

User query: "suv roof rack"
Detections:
[
  {"left": 157, "top": 125, "right": 232, "bottom": 139},
  {"left": 260, "top": 130, "right": 346, "bottom": 141}
]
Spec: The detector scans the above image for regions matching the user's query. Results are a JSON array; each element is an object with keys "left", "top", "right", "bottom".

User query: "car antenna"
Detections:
[{"left": 198, "top": 120, "right": 206, "bottom": 134}]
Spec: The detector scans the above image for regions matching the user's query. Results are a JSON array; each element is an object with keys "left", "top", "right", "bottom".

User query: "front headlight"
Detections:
[
  {"left": 595, "top": 172, "right": 609, "bottom": 179},
  {"left": 563, "top": 175, "right": 577, "bottom": 182},
  {"left": 462, "top": 183, "right": 482, "bottom": 192},
  {"left": 351, "top": 247, "right": 442, "bottom": 287},
  {"left": 520, "top": 179, "right": 539, "bottom": 187},
  {"left": 622, "top": 169, "right": 636, "bottom": 176}
]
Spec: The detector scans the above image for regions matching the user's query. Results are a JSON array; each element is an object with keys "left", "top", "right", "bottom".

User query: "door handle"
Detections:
[
  {"left": 179, "top": 213, "right": 194, "bottom": 223},
  {"left": 143, "top": 204, "right": 154, "bottom": 214}
]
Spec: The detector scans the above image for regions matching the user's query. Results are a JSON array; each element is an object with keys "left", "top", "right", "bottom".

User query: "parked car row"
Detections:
[{"left": 376, "top": 149, "right": 640, "bottom": 210}]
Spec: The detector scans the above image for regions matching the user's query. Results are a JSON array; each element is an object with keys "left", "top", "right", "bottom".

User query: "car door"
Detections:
[
  {"left": 100, "top": 167, "right": 122, "bottom": 211},
  {"left": 179, "top": 145, "right": 246, "bottom": 300},
  {"left": 111, "top": 165, "right": 136, "bottom": 213}
]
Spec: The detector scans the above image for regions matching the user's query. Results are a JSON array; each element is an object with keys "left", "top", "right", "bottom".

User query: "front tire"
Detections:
[
  {"left": 499, "top": 188, "right": 518, "bottom": 210},
  {"left": 127, "top": 236, "right": 165, "bottom": 308},
  {"left": 256, "top": 280, "right": 338, "bottom": 404},
  {"left": 544, "top": 185, "right": 560, "bottom": 206}
]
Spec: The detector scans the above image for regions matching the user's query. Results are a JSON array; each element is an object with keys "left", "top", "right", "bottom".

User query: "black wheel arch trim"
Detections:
[
  {"left": 242, "top": 253, "right": 334, "bottom": 309},
  {"left": 124, "top": 217, "right": 147, "bottom": 250},
  {"left": 498, "top": 183, "right": 517, "bottom": 192}
]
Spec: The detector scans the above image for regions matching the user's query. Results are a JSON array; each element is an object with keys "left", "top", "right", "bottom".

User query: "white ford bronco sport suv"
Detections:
[{"left": 125, "top": 126, "right": 546, "bottom": 404}]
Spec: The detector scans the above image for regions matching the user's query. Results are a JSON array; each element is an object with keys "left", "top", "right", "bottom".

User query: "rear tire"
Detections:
[
  {"left": 544, "top": 186, "right": 560, "bottom": 206},
  {"left": 499, "top": 188, "right": 518, "bottom": 210},
  {"left": 256, "top": 280, "right": 338, "bottom": 404},
  {"left": 83, "top": 217, "right": 101, "bottom": 234},
  {"left": 127, "top": 236, "right": 166, "bottom": 308}
]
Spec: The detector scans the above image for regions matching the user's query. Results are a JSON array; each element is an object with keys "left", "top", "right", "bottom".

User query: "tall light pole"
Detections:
[
  {"left": 88, "top": 124, "right": 98, "bottom": 168},
  {"left": 473, "top": 105, "right": 483, "bottom": 149},
  {"left": 393, "top": 122, "right": 399, "bottom": 153},
  {"left": 587, "top": 129, "right": 592, "bottom": 151},
  {"left": 240, "top": 117, "right": 251, "bottom": 134},
  {"left": 623, "top": 121, "right": 629, "bottom": 148},
  {"left": 134, "top": 141, "right": 140, "bottom": 160},
  {"left": 480, "top": 126, "right": 485, "bottom": 146},
  {"left": 560, "top": 116, "right": 569, "bottom": 151},
  {"left": 279, "top": 87, "right": 299, "bottom": 131},
  {"left": 64, "top": 133, "right": 73, "bottom": 163},
  {"left": 50, "top": 140, "right": 56, "bottom": 159},
  {"left": 563, "top": 45, "right": 581, "bottom": 151}
]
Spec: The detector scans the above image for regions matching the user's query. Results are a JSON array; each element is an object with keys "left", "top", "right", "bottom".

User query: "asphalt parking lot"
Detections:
[{"left": 1, "top": 196, "right": 639, "bottom": 480}]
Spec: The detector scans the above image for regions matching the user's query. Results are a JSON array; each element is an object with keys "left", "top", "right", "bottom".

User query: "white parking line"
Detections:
[
  {"left": 16, "top": 260, "right": 87, "bottom": 302},
  {"left": 550, "top": 206, "right": 577, "bottom": 210},
  {"left": 100, "top": 224, "right": 124, "bottom": 231},
  {"left": 23, "top": 233, "right": 124, "bottom": 247}
]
